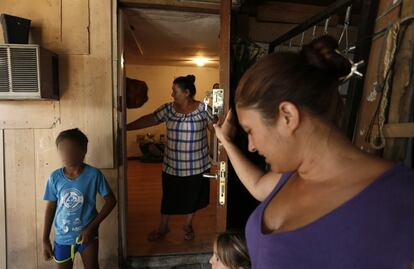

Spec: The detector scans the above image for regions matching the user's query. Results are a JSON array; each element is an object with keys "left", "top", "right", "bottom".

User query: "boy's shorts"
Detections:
[{"left": 53, "top": 236, "right": 98, "bottom": 263}]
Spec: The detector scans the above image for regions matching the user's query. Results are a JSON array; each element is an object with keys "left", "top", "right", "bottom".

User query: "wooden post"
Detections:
[
  {"left": 217, "top": 0, "right": 231, "bottom": 233},
  {"left": 383, "top": 0, "right": 414, "bottom": 160}
]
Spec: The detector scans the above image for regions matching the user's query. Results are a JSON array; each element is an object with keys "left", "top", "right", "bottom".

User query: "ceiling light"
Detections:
[{"left": 193, "top": 57, "right": 209, "bottom": 67}]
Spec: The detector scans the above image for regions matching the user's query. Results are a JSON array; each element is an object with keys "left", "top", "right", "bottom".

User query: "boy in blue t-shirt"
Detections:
[{"left": 42, "top": 128, "right": 117, "bottom": 268}]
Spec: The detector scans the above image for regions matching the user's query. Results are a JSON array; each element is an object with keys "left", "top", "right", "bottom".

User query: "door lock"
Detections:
[{"left": 203, "top": 161, "right": 226, "bottom": 206}]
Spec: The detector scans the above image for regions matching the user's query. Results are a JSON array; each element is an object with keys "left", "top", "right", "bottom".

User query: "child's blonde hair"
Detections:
[{"left": 215, "top": 231, "right": 250, "bottom": 269}]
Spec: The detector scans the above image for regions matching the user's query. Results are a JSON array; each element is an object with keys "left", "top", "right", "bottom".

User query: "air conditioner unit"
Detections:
[{"left": 0, "top": 44, "right": 59, "bottom": 100}]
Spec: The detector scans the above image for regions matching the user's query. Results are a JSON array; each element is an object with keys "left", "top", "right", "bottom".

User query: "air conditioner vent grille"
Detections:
[
  {"left": 0, "top": 48, "right": 9, "bottom": 92},
  {"left": 10, "top": 47, "right": 38, "bottom": 92}
]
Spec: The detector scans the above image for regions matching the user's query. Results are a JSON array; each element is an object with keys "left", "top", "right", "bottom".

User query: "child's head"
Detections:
[
  {"left": 210, "top": 232, "right": 251, "bottom": 269},
  {"left": 55, "top": 128, "right": 88, "bottom": 166}
]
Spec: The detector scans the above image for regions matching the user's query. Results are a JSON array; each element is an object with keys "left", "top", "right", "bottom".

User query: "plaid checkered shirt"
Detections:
[{"left": 154, "top": 102, "right": 216, "bottom": 177}]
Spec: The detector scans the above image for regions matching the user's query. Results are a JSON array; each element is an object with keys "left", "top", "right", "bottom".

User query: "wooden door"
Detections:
[{"left": 215, "top": 0, "right": 231, "bottom": 233}]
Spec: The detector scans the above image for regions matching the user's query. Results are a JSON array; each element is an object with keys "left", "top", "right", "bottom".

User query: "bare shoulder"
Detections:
[
  {"left": 343, "top": 156, "right": 396, "bottom": 187},
  {"left": 361, "top": 157, "right": 395, "bottom": 178},
  {"left": 256, "top": 171, "right": 284, "bottom": 202}
]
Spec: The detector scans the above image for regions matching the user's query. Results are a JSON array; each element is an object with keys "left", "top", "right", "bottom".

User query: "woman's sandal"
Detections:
[
  {"left": 148, "top": 228, "right": 170, "bottom": 241},
  {"left": 183, "top": 225, "right": 195, "bottom": 241}
]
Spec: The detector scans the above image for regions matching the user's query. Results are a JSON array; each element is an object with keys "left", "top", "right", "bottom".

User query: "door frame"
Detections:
[
  {"left": 216, "top": 0, "right": 231, "bottom": 233},
  {"left": 114, "top": 5, "right": 128, "bottom": 263},
  {"left": 115, "top": 0, "right": 232, "bottom": 261}
]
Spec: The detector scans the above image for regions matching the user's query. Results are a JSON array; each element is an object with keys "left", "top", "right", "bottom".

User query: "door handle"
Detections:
[
  {"left": 203, "top": 173, "right": 218, "bottom": 179},
  {"left": 203, "top": 161, "right": 226, "bottom": 206}
]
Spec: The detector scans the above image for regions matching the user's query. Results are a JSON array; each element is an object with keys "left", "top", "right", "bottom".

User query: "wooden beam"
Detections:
[
  {"left": 249, "top": 19, "right": 296, "bottom": 44},
  {"left": 268, "top": 0, "right": 351, "bottom": 52},
  {"left": 119, "top": 0, "right": 220, "bottom": 14},
  {"left": 257, "top": 2, "right": 338, "bottom": 25},
  {"left": 248, "top": 17, "right": 358, "bottom": 45},
  {"left": 383, "top": 123, "right": 414, "bottom": 138},
  {"left": 0, "top": 130, "right": 6, "bottom": 269}
]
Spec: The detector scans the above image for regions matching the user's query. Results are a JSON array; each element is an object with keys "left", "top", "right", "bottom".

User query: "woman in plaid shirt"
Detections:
[{"left": 127, "top": 75, "right": 217, "bottom": 241}]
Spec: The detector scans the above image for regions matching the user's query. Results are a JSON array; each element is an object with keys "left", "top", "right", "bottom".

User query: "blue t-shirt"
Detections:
[{"left": 43, "top": 164, "right": 111, "bottom": 245}]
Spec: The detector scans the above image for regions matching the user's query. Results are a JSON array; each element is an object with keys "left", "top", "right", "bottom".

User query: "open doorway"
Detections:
[{"left": 122, "top": 8, "right": 221, "bottom": 257}]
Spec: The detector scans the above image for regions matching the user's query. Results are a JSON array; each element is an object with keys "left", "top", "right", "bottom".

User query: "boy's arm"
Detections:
[
  {"left": 81, "top": 191, "right": 117, "bottom": 243},
  {"left": 43, "top": 201, "right": 57, "bottom": 260},
  {"left": 43, "top": 201, "right": 57, "bottom": 241}
]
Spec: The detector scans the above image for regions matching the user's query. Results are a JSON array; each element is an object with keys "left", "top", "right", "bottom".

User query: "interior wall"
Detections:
[
  {"left": 126, "top": 64, "right": 219, "bottom": 157},
  {"left": 0, "top": 0, "right": 118, "bottom": 268},
  {"left": 352, "top": 0, "right": 394, "bottom": 153}
]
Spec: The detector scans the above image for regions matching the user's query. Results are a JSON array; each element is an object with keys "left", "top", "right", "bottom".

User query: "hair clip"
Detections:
[{"left": 335, "top": 49, "right": 364, "bottom": 82}]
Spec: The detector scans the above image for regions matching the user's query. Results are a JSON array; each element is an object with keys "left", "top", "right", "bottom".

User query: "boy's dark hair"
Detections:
[{"left": 56, "top": 128, "right": 88, "bottom": 151}]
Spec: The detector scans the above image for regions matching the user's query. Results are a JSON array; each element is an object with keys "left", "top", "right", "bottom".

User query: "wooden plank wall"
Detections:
[
  {"left": 382, "top": 0, "right": 414, "bottom": 160},
  {"left": 350, "top": 0, "right": 414, "bottom": 165},
  {"left": 0, "top": 130, "right": 6, "bottom": 269},
  {"left": 353, "top": 0, "right": 405, "bottom": 154},
  {"left": 0, "top": 0, "right": 90, "bottom": 54},
  {"left": 5, "top": 130, "right": 38, "bottom": 269},
  {"left": 0, "top": 0, "right": 118, "bottom": 268},
  {"left": 0, "top": 101, "right": 60, "bottom": 129}
]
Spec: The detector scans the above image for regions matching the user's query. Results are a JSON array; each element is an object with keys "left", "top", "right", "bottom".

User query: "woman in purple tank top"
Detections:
[{"left": 214, "top": 35, "right": 414, "bottom": 269}]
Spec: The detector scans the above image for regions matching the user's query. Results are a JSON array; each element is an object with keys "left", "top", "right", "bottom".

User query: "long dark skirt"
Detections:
[{"left": 161, "top": 171, "right": 210, "bottom": 215}]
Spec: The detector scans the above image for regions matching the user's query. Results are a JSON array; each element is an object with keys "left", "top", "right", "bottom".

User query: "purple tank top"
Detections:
[{"left": 245, "top": 164, "right": 414, "bottom": 269}]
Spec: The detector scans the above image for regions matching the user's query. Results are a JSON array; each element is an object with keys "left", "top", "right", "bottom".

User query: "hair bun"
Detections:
[
  {"left": 300, "top": 35, "right": 351, "bottom": 80},
  {"left": 186, "top": 74, "right": 196, "bottom": 84}
]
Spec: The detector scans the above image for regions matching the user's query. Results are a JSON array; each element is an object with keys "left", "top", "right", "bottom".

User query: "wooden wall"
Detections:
[
  {"left": 0, "top": 0, "right": 118, "bottom": 268},
  {"left": 353, "top": 0, "right": 414, "bottom": 162}
]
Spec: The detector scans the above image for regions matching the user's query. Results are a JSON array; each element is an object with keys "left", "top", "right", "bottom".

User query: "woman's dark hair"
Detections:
[
  {"left": 173, "top": 75, "right": 196, "bottom": 97},
  {"left": 56, "top": 128, "right": 88, "bottom": 152},
  {"left": 235, "top": 35, "right": 352, "bottom": 121},
  {"left": 215, "top": 232, "right": 251, "bottom": 269}
]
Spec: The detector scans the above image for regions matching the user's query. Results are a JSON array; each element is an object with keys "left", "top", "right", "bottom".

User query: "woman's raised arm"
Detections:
[
  {"left": 214, "top": 110, "right": 281, "bottom": 201},
  {"left": 127, "top": 113, "right": 159, "bottom": 131}
]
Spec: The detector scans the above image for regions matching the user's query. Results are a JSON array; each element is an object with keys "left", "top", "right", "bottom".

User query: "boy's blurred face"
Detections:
[{"left": 57, "top": 139, "right": 86, "bottom": 167}]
